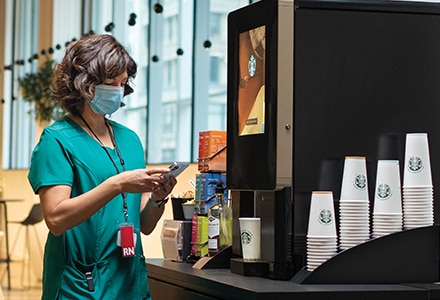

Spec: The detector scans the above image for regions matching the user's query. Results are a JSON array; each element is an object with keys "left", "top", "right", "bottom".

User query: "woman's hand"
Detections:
[
  {"left": 140, "top": 169, "right": 178, "bottom": 235},
  {"left": 151, "top": 175, "right": 177, "bottom": 201},
  {"left": 116, "top": 167, "right": 173, "bottom": 194}
]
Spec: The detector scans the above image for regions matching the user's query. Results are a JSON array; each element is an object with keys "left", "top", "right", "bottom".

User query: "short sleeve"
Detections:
[{"left": 28, "top": 129, "right": 75, "bottom": 193}]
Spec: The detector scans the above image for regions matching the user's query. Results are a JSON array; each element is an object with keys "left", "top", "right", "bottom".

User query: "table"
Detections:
[
  {"left": 146, "top": 258, "right": 440, "bottom": 300},
  {"left": 0, "top": 199, "right": 24, "bottom": 290}
]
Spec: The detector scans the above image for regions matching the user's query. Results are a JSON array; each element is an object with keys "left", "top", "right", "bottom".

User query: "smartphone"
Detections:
[{"left": 163, "top": 162, "right": 190, "bottom": 178}]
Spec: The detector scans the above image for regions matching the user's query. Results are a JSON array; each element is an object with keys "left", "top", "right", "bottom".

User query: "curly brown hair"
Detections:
[{"left": 52, "top": 34, "right": 137, "bottom": 115}]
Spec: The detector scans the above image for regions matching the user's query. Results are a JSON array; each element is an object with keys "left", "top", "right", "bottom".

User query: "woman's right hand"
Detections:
[{"left": 115, "top": 167, "right": 171, "bottom": 194}]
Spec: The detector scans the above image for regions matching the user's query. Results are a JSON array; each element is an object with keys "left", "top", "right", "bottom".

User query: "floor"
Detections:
[{"left": 0, "top": 260, "right": 42, "bottom": 300}]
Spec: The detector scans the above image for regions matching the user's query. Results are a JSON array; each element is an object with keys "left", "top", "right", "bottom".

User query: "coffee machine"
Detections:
[{"left": 227, "top": 0, "right": 297, "bottom": 280}]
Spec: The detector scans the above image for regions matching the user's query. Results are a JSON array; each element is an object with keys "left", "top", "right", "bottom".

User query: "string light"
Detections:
[
  {"left": 204, "top": 2, "right": 212, "bottom": 50},
  {"left": 128, "top": 13, "right": 137, "bottom": 26},
  {"left": 104, "top": 22, "right": 115, "bottom": 32},
  {"left": 154, "top": 3, "right": 163, "bottom": 14},
  {"left": 7, "top": 7, "right": 141, "bottom": 68},
  {"left": 203, "top": 40, "right": 212, "bottom": 49}
]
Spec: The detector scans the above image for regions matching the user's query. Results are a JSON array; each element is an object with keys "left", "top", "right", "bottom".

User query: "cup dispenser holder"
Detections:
[{"left": 292, "top": 225, "right": 439, "bottom": 284}]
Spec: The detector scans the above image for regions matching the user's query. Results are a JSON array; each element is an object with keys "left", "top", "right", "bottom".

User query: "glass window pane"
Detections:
[
  {"left": 192, "top": 0, "right": 249, "bottom": 162},
  {"left": 2, "top": 0, "right": 251, "bottom": 168},
  {"left": 2, "top": 0, "right": 39, "bottom": 169}
]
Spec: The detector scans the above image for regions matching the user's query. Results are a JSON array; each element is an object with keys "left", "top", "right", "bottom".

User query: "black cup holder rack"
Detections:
[{"left": 291, "top": 225, "right": 440, "bottom": 284}]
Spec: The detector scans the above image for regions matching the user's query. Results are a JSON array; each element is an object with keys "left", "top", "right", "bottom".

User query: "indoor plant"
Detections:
[{"left": 18, "top": 58, "right": 64, "bottom": 123}]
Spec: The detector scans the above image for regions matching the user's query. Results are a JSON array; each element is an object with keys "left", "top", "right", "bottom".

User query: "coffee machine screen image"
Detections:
[{"left": 238, "top": 25, "right": 266, "bottom": 136}]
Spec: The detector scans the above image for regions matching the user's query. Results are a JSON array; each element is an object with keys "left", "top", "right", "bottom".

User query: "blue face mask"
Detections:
[{"left": 90, "top": 85, "right": 124, "bottom": 115}]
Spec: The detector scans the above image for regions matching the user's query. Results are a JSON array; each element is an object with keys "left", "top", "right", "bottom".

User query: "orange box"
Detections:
[{"left": 198, "top": 130, "right": 227, "bottom": 172}]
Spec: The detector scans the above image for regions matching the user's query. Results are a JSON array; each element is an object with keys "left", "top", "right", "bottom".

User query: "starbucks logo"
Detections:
[
  {"left": 353, "top": 174, "right": 367, "bottom": 190},
  {"left": 241, "top": 230, "right": 253, "bottom": 245},
  {"left": 377, "top": 183, "right": 391, "bottom": 200},
  {"left": 408, "top": 156, "right": 423, "bottom": 173},
  {"left": 318, "top": 209, "right": 332, "bottom": 225}
]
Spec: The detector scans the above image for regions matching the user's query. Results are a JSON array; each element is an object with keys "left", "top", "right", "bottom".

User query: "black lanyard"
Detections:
[{"left": 79, "top": 115, "right": 129, "bottom": 223}]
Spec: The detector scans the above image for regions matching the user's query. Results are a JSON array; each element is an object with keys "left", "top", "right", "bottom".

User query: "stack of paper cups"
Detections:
[
  {"left": 372, "top": 160, "right": 402, "bottom": 238},
  {"left": 339, "top": 156, "right": 370, "bottom": 250},
  {"left": 402, "top": 133, "right": 434, "bottom": 229},
  {"left": 307, "top": 191, "right": 338, "bottom": 272}
]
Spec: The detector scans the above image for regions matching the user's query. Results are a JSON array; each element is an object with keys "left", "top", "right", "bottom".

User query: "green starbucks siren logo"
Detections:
[
  {"left": 377, "top": 183, "right": 391, "bottom": 200},
  {"left": 408, "top": 156, "right": 423, "bottom": 173},
  {"left": 318, "top": 209, "right": 332, "bottom": 225},
  {"left": 353, "top": 174, "right": 367, "bottom": 190},
  {"left": 241, "top": 230, "right": 253, "bottom": 245}
]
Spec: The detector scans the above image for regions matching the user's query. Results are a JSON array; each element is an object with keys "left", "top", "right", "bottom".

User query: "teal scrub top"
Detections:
[{"left": 28, "top": 117, "right": 151, "bottom": 300}]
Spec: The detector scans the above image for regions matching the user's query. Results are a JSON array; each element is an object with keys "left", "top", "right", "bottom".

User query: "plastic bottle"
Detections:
[{"left": 208, "top": 182, "right": 232, "bottom": 256}]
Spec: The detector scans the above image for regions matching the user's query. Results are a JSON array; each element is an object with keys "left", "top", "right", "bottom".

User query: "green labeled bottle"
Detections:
[{"left": 208, "top": 182, "right": 232, "bottom": 256}]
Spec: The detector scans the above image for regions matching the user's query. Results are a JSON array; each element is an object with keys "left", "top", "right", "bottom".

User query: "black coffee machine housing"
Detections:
[
  {"left": 227, "top": 0, "right": 440, "bottom": 280},
  {"left": 227, "top": 0, "right": 296, "bottom": 280}
]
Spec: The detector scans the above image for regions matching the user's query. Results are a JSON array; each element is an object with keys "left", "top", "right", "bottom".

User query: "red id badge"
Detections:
[{"left": 119, "top": 225, "right": 136, "bottom": 257}]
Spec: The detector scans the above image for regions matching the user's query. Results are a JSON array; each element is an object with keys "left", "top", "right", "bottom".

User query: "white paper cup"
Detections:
[
  {"left": 239, "top": 217, "right": 261, "bottom": 261},
  {"left": 373, "top": 160, "right": 402, "bottom": 214},
  {"left": 340, "top": 156, "right": 369, "bottom": 200},
  {"left": 307, "top": 191, "right": 337, "bottom": 237},
  {"left": 403, "top": 133, "right": 432, "bottom": 186}
]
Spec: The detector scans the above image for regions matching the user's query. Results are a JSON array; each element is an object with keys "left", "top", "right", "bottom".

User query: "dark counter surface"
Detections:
[{"left": 146, "top": 258, "right": 439, "bottom": 300}]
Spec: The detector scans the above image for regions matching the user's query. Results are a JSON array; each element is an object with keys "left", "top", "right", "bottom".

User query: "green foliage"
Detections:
[{"left": 18, "top": 59, "right": 64, "bottom": 122}]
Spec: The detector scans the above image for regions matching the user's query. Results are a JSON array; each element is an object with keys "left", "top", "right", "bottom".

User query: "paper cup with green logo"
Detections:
[
  {"left": 373, "top": 160, "right": 402, "bottom": 215},
  {"left": 340, "top": 156, "right": 369, "bottom": 201},
  {"left": 403, "top": 133, "right": 432, "bottom": 187},
  {"left": 307, "top": 191, "right": 337, "bottom": 237},
  {"left": 239, "top": 217, "right": 261, "bottom": 261}
]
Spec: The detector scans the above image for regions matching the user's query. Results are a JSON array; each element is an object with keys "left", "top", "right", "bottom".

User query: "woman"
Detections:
[{"left": 28, "top": 34, "right": 176, "bottom": 299}]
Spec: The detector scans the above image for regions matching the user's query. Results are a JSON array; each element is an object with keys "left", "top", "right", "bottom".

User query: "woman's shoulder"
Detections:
[{"left": 41, "top": 116, "right": 84, "bottom": 141}]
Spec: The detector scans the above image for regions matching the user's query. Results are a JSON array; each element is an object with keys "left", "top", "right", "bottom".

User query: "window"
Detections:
[
  {"left": 2, "top": 0, "right": 40, "bottom": 169},
  {"left": 2, "top": 0, "right": 250, "bottom": 169}
]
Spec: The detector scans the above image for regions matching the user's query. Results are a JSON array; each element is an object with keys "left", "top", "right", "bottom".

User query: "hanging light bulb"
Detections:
[
  {"left": 128, "top": 13, "right": 137, "bottom": 26},
  {"left": 154, "top": 3, "right": 163, "bottom": 14},
  {"left": 203, "top": 40, "right": 212, "bottom": 49},
  {"left": 104, "top": 22, "right": 115, "bottom": 32}
]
